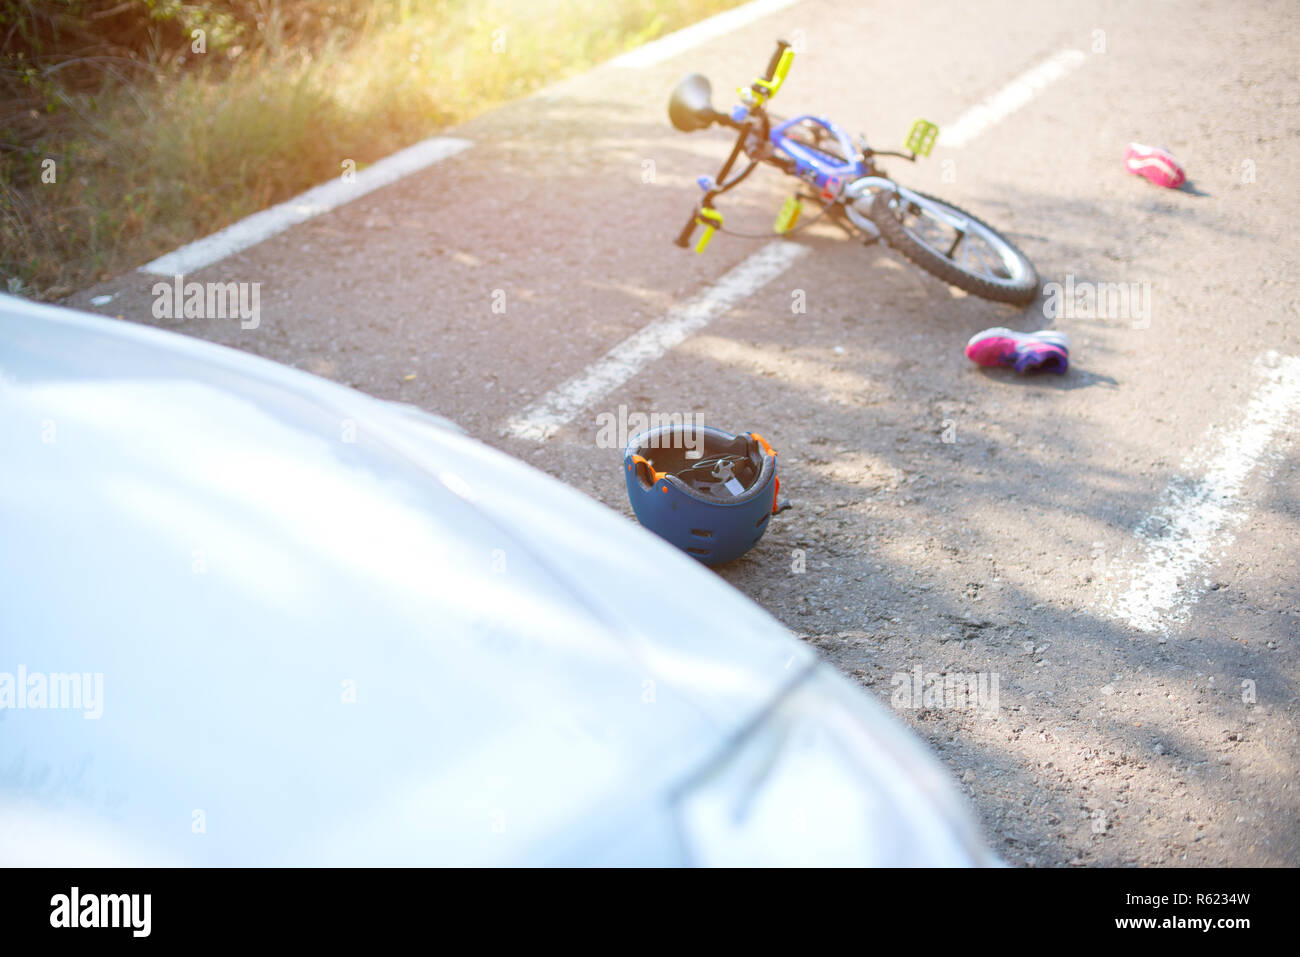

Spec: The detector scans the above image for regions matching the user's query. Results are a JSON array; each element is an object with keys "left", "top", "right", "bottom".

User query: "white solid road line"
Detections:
[
  {"left": 938, "top": 49, "right": 1086, "bottom": 149},
  {"left": 1107, "top": 351, "right": 1300, "bottom": 635},
  {"left": 139, "top": 137, "right": 472, "bottom": 276},
  {"left": 138, "top": 0, "right": 801, "bottom": 275},
  {"left": 606, "top": 0, "right": 802, "bottom": 69},
  {"left": 505, "top": 241, "right": 809, "bottom": 442}
]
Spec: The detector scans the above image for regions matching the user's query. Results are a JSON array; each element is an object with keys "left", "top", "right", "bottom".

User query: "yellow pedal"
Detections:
[
  {"left": 774, "top": 195, "right": 803, "bottom": 234},
  {"left": 694, "top": 208, "right": 723, "bottom": 254},
  {"left": 905, "top": 118, "right": 939, "bottom": 157}
]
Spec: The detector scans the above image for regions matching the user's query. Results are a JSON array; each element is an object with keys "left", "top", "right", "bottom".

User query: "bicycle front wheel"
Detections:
[{"left": 868, "top": 189, "right": 1039, "bottom": 305}]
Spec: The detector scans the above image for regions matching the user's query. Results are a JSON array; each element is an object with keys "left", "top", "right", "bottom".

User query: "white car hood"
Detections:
[{"left": 0, "top": 297, "right": 814, "bottom": 865}]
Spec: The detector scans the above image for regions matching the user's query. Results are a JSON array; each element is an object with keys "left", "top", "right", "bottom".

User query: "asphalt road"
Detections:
[{"left": 69, "top": 0, "right": 1299, "bottom": 866}]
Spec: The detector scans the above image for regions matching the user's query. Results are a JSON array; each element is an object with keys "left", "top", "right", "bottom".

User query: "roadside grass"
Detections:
[{"left": 1, "top": 0, "right": 742, "bottom": 299}]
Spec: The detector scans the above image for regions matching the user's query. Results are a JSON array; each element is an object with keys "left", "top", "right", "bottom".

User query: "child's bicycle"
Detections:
[{"left": 669, "top": 40, "right": 1040, "bottom": 305}]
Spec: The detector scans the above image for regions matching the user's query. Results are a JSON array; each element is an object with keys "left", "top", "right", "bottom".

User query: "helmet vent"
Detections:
[{"left": 690, "top": 528, "right": 714, "bottom": 539}]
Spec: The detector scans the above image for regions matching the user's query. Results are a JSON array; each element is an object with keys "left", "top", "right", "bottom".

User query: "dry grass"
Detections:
[{"left": 1, "top": 0, "right": 742, "bottom": 298}]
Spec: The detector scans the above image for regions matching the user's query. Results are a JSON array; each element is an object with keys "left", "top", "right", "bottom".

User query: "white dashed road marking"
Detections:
[
  {"left": 606, "top": 0, "right": 802, "bottom": 69},
  {"left": 504, "top": 241, "right": 809, "bottom": 442},
  {"left": 1106, "top": 351, "right": 1300, "bottom": 635},
  {"left": 938, "top": 49, "right": 1086, "bottom": 149},
  {"left": 140, "top": 137, "right": 472, "bottom": 276}
]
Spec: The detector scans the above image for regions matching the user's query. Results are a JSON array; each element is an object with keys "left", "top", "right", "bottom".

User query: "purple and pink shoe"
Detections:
[
  {"left": 1123, "top": 143, "right": 1186, "bottom": 189},
  {"left": 965, "top": 327, "right": 1070, "bottom": 374}
]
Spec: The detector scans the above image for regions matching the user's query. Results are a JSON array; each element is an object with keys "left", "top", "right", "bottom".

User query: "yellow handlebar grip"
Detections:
[
  {"left": 693, "top": 208, "right": 723, "bottom": 254},
  {"left": 772, "top": 47, "right": 794, "bottom": 90},
  {"left": 751, "top": 48, "right": 795, "bottom": 103}
]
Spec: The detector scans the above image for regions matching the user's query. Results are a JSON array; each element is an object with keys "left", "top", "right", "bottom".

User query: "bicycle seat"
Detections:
[{"left": 669, "top": 74, "right": 719, "bottom": 132}]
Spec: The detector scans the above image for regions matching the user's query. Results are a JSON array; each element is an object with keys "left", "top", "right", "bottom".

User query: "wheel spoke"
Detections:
[
  {"left": 899, "top": 198, "right": 1025, "bottom": 285},
  {"left": 970, "top": 244, "right": 998, "bottom": 278},
  {"left": 868, "top": 187, "right": 1037, "bottom": 302}
]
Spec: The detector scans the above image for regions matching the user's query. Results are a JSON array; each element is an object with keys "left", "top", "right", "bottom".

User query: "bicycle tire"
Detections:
[{"left": 870, "top": 189, "right": 1039, "bottom": 305}]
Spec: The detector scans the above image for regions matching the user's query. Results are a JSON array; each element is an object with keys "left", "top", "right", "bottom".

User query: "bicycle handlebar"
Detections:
[
  {"left": 763, "top": 40, "right": 791, "bottom": 83},
  {"left": 674, "top": 40, "right": 793, "bottom": 249},
  {"left": 675, "top": 215, "right": 699, "bottom": 248}
]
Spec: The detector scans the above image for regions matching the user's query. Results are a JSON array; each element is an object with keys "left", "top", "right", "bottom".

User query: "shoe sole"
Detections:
[{"left": 966, "top": 327, "right": 1069, "bottom": 351}]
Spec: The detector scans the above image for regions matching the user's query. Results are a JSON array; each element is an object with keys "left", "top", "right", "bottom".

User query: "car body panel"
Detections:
[{"left": 0, "top": 296, "right": 986, "bottom": 866}]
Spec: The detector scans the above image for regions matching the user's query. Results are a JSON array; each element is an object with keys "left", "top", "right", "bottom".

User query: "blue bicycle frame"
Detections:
[
  {"left": 670, "top": 39, "right": 924, "bottom": 250},
  {"left": 764, "top": 114, "right": 866, "bottom": 200},
  {"left": 668, "top": 40, "right": 1041, "bottom": 305}
]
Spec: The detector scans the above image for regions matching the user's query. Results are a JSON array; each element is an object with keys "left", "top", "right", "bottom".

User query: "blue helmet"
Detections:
[{"left": 624, "top": 425, "right": 780, "bottom": 566}]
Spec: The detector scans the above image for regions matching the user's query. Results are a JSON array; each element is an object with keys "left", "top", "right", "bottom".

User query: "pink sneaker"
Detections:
[
  {"left": 965, "top": 327, "right": 1070, "bottom": 374},
  {"left": 1124, "top": 143, "right": 1186, "bottom": 189}
]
